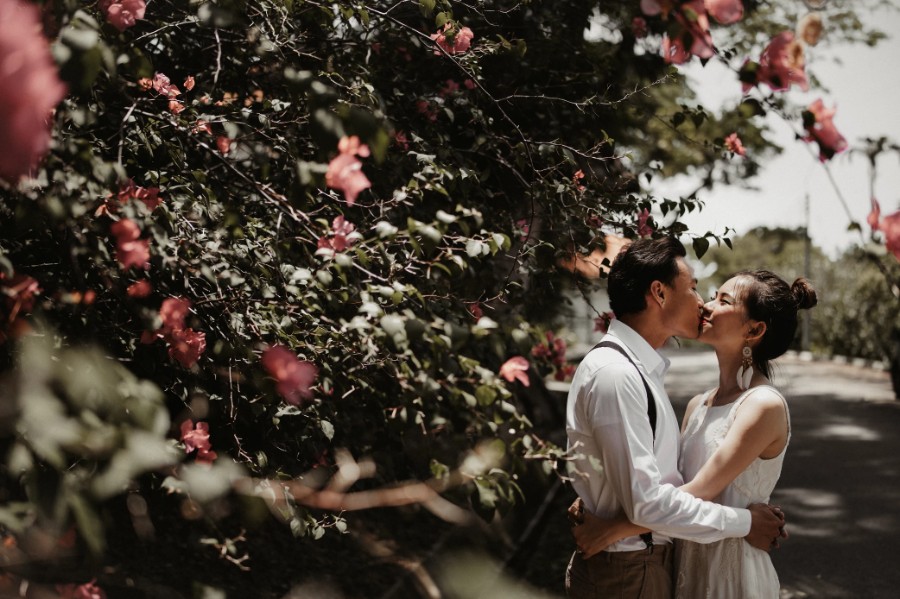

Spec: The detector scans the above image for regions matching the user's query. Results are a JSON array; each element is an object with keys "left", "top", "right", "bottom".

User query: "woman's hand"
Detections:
[{"left": 568, "top": 498, "right": 645, "bottom": 559}]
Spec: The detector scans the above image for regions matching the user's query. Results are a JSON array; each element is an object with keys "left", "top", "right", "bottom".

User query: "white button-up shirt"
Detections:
[{"left": 566, "top": 320, "right": 751, "bottom": 551}]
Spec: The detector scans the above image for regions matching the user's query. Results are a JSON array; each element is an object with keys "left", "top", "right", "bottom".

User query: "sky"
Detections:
[{"left": 649, "top": 5, "right": 900, "bottom": 259}]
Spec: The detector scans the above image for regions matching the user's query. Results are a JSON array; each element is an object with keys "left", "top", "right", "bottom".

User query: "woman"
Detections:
[{"left": 570, "top": 269, "right": 817, "bottom": 598}]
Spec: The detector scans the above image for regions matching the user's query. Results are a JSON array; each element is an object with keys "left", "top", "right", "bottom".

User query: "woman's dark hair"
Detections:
[
  {"left": 608, "top": 237, "right": 686, "bottom": 317},
  {"left": 736, "top": 270, "right": 818, "bottom": 377}
]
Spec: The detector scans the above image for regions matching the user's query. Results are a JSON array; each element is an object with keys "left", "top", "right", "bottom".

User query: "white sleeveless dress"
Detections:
[{"left": 674, "top": 386, "right": 789, "bottom": 599}]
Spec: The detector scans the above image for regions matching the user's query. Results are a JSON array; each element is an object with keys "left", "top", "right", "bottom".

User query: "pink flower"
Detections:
[
  {"left": 867, "top": 198, "right": 900, "bottom": 261},
  {"left": 416, "top": 99, "right": 438, "bottom": 122},
  {"left": 650, "top": 0, "right": 714, "bottom": 64},
  {"left": 868, "top": 198, "right": 881, "bottom": 231},
  {"left": 183, "top": 75, "right": 195, "bottom": 91},
  {"left": 99, "top": 0, "right": 146, "bottom": 32},
  {"left": 439, "top": 79, "right": 460, "bottom": 97},
  {"left": 724, "top": 132, "right": 746, "bottom": 156},
  {"left": 705, "top": 0, "right": 743, "bottom": 24},
  {"left": 167, "top": 100, "right": 185, "bottom": 115},
  {"left": 802, "top": 99, "right": 847, "bottom": 161},
  {"left": 637, "top": 208, "right": 654, "bottom": 237},
  {"left": 0, "top": 0, "right": 67, "bottom": 183},
  {"left": 499, "top": 356, "right": 530, "bottom": 387},
  {"left": 467, "top": 302, "right": 483, "bottom": 320},
  {"left": 110, "top": 218, "right": 150, "bottom": 270},
  {"left": 216, "top": 136, "right": 232, "bottom": 154},
  {"left": 640, "top": 0, "right": 673, "bottom": 17},
  {"left": 180, "top": 420, "right": 216, "bottom": 464},
  {"left": 393, "top": 130, "right": 409, "bottom": 150},
  {"left": 127, "top": 279, "right": 152, "bottom": 298},
  {"left": 56, "top": 579, "right": 107, "bottom": 599},
  {"left": 192, "top": 119, "right": 213, "bottom": 135},
  {"left": 117, "top": 179, "right": 162, "bottom": 210},
  {"left": 631, "top": 16, "right": 648, "bottom": 38},
  {"left": 151, "top": 72, "right": 180, "bottom": 98},
  {"left": 1, "top": 273, "right": 41, "bottom": 321},
  {"left": 159, "top": 297, "right": 191, "bottom": 332},
  {"left": 573, "top": 169, "right": 586, "bottom": 192},
  {"left": 168, "top": 328, "right": 206, "bottom": 368},
  {"left": 516, "top": 218, "right": 531, "bottom": 242},
  {"left": 261, "top": 344, "right": 318, "bottom": 406},
  {"left": 463, "top": 78, "right": 476, "bottom": 90},
  {"left": 317, "top": 215, "right": 360, "bottom": 255},
  {"left": 431, "top": 23, "right": 474, "bottom": 55},
  {"left": 743, "top": 32, "right": 808, "bottom": 93},
  {"left": 880, "top": 210, "right": 900, "bottom": 261},
  {"left": 325, "top": 136, "right": 371, "bottom": 206}
]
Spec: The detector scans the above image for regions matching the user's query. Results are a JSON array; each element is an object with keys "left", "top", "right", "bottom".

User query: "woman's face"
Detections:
[{"left": 699, "top": 276, "right": 754, "bottom": 349}]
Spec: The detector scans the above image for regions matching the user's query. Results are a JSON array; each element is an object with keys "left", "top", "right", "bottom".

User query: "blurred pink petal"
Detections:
[
  {"left": 500, "top": 356, "right": 530, "bottom": 387},
  {"left": 0, "top": 0, "right": 67, "bottom": 183},
  {"left": 262, "top": 344, "right": 318, "bottom": 405}
]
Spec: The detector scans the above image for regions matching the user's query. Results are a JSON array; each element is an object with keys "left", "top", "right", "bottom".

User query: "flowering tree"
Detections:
[{"left": 0, "top": 0, "right": 894, "bottom": 592}]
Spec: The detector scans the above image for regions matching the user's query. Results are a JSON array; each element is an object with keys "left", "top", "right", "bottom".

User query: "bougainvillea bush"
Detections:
[{"left": 0, "top": 0, "right": 893, "bottom": 593}]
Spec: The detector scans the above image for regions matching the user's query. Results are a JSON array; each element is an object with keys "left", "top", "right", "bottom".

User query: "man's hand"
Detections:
[{"left": 745, "top": 503, "right": 787, "bottom": 552}]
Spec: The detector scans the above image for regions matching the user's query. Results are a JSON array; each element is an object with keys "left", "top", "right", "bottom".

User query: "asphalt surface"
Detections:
[{"left": 516, "top": 349, "right": 900, "bottom": 599}]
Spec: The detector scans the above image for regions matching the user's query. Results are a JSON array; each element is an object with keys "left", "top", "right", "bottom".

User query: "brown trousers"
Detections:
[{"left": 565, "top": 543, "right": 674, "bottom": 599}]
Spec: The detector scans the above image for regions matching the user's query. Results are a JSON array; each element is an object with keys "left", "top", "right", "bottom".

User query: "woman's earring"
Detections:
[{"left": 737, "top": 344, "right": 753, "bottom": 390}]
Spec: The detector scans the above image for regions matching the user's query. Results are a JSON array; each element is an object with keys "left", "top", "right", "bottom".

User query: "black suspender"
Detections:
[
  {"left": 591, "top": 340, "right": 656, "bottom": 550},
  {"left": 592, "top": 341, "right": 657, "bottom": 439}
]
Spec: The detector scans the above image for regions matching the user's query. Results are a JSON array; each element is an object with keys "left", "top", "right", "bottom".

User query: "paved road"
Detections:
[
  {"left": 664, "top": 349, "right": 900, "bottom": 598},
  {"left": 516, "top": 349, "right": 900, "bottom": 598}
]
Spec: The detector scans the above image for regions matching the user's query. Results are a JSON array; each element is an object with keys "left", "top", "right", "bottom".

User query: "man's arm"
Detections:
[{"left": 589, "top": 365, "right": 750, "bottom": 544}]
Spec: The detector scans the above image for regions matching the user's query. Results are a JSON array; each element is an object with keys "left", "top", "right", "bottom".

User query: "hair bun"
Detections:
[{"left": 791, "top": 278, "right": 818, "bottom": 310}]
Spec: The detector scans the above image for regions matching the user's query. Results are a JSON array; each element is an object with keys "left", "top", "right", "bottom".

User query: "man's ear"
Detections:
[{"left": 649, "top": 280, "right": 666, "bottom": 307}]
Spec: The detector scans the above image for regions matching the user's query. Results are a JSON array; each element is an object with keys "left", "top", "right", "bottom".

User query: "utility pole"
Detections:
[{"left": 802, "top": 192, "right": 811, "bottom": 353}]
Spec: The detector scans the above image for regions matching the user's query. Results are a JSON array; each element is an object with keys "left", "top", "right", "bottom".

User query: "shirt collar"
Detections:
[{"left": 607, "top": 319, "right": 670, "bottom": 378}]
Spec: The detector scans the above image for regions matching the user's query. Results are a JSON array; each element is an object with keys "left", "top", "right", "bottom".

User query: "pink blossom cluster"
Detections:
[
  {"left": 431, "top": 22, "right": 474, "bottom": 55},
  {"left": 637, "top": 208, "right": 654, "bottom": 237},
  {"left": 142, "top": 297, "right": 206, "bottom": 368},
  {"left": 180, "top": 419, "right": 217, "bottom": 465},
  {"left": 56, "top": 579, "right": 107, "bottom": 599},
  {"left": 138, "top": 72, "right": 197, "bottom": 115},
  {"left": 0, "top": 0, "right": 67, "bottom": 183},
  {"left": 97, "top": 179, "right": 163, "bottom": 217},
  {"left": 99, "top": 0, "right": 146, "bottom": 32},
  {"left": 641, "top": 0, "right": 743, "bottom": 64},
  {"left": 741, "top": 31, "right": 809, "bottom": 93},
  {"left": 868, "top": 199, "right": 900, "bottom": 261},
  {"left": 261, "top": 344, "right": 318, "bottom": 406},
  {"left": 802, "top": 99, "right": 847, "bottom": 162},
  {"left": 724, "top": 132, "right": 746, "bottom": 156},
  {"left": 1, "top": 272, "right": 40, "bottom": 319},
  {"left": 325, "top": 136, "right": 371, "bottom": 205},
  {"left": 110, "top": 219, "right": 151, "bottom": 270},
  {"left": 499, "top": 356, "right": 530, "bottom": 387},
  {"left": 531, "top": 331, "right": 575, "bottom": 381},
  {"left": 316, "top": 215, "right": 360, "bottom": 257}
]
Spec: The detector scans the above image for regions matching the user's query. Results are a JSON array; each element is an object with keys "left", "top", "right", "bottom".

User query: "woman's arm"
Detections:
[
  {"left": 570, "top": 388, "right": 788, "bottom": 555},
  {"left": 681, "top": 388, "right": 788, "bottom": 501}
]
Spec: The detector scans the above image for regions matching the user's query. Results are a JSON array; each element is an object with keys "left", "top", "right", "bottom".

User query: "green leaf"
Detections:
[{"left": 692, "top": 236, "right": 710, "bottom": 259}]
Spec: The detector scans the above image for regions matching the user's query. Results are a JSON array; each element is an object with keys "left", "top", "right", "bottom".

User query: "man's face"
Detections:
[{"left": 661, "top": 257, "right": 704, "bottom": 340}]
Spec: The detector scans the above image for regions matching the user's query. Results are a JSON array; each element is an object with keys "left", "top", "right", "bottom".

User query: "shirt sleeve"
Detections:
[{"left": 588, "top": 362, "right": 751, "bottom": 543}]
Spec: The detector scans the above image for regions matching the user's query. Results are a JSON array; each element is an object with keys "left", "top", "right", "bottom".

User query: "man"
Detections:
[{"left": 564, "top": 237, "right": 785, "bottom": 598}]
